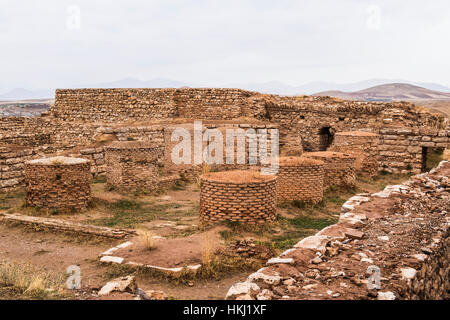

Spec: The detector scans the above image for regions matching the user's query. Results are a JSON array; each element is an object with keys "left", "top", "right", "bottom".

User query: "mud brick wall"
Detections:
[
  {"left": 200, "top": 172, "right": 277, "bottom": 225},
  {"left": 378, "top": 127, "right": 450, "bottom": 174},
  {"left": 105, "top": 142, "right": 165, "bottom": 193},
  {"left": 0, "top": 146, "right": 37, "bottom": 192},
  {"left": 304, "top": 151, "right": 356, "bottom": 189},
  {"left": 24, "top": 157, "right": 91, "bottom": 212},
  {"left": 330, "top": 131, "right": 379, "bottom": 177},
  {"left": 226, "top": 160, "right": 450, "bottom": 300},
  {"left": 275, "top": 158, "right": 324, "bottom": 203}
]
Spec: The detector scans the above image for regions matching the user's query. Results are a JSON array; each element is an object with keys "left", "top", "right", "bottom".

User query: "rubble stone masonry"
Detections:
[
  {"left": 226, "top": 160, "right": 450, "bottom": 300},
  {"left": 304, "top": 151, "right": 356, "bottom": 189},
  {"left": 330, "top": 131, "right": 379, "bottom": 177},
  {"left": 0, "top": 146, "right": 37, "bottom": 192},
  {"left": 200, "top": 170, "right": 277, "bottom": 225},
  {"left": 24, "top": 156, "right": 91, "bottom": 212}
]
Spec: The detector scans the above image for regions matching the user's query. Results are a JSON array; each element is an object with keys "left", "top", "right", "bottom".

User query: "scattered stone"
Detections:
[
  {"left": 344, "top": 229, "right": 365, "bottom": 240},
  {"left": 98, "top": 276, "right": 137, "bottom": 296}
]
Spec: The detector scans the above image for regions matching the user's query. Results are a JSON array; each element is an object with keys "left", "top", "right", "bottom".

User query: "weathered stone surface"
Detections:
[{"left": 98, "top": 276, "right": 137, "bottom": 296}]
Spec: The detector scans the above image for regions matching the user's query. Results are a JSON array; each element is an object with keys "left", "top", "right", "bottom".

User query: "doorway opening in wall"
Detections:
[
  {"left": 318, "top": 127, "right": 334, "bottom": 151},
  {"left": 421, "top": 147, "right": 428, "bottom": 172},
  {"left": 423, "top": 148, "right": 446, "bottom": 172}
]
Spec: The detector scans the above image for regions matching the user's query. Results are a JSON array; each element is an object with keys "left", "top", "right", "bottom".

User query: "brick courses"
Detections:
[
  {"left": 24, "top": 156, "right": 91, "bottom": 212},
  {"left": 200, "top": 170, "right": 277, "bottom": 225}
]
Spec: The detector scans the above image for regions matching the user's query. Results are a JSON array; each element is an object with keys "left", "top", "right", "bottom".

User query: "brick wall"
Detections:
[
  {"left": 200, "top": 171, "right": 277, "bottom": 225},
  {"left": 24, "top": 157, "right": 91, "bottom": 212},
  {"left": 304, "top": 151, "right": 356, "bottom": 189}
]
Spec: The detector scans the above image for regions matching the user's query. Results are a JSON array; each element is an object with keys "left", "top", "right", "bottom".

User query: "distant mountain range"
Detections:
[
  {"left": 313, "top": 83, "right": 450, "bottom": 101},
  {"left": 1, "top": 77, "right": 450, "bottom": 101}
]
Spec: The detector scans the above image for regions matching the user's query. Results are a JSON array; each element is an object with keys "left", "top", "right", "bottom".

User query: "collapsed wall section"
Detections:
[{"left": 226, "top": 161, "right": 450, "bottom": 300}]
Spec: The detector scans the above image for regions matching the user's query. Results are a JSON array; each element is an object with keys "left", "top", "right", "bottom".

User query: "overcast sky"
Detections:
[{"left": 0, "top": 0, "right": 449, "bottom": 90}]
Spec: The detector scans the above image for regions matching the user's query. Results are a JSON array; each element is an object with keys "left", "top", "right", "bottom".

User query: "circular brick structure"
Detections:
[
  {"left": 304, "top": 151, "right": 356, "bottom": 189},
  {"left": 330, "top": 131, "right": 379, "bottom": 177},
  {"left": 275, "top": 157, "right": 325, "bottom": 203},
  {"left": 24, "top": 156, "right": 91, "bottom": 212},
  {"left": 105, "top": 141, "right": 164, "bottom": 192},
  {"left": 200, "top": 170, "right": 277, "bottom": 225}
]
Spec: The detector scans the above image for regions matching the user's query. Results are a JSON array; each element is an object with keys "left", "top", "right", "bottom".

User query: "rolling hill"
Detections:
[{"left": 313, "top": 83, "right": 450, "bottom": 101}]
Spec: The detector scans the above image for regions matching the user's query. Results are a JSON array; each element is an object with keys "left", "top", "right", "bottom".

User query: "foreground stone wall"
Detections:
[
  {"left": 24, "top": 157, "right": 91, "bottom": 212},
  {"left": 200, "top": 171, "right": 277, "bottom": 225},
  {"left": 226, "top": 160, "right": 449, "bottom": 300}
]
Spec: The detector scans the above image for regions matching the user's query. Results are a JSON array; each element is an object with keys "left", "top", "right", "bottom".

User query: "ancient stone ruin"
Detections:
[
  {"left": 0, "top": 87, "right": 448, "bottom": 300},
  {"left": 24, "top": 156, "right": 91, "bottom": 212},
  {"left": 1, "top": 88, "right": 448, "bottom": 194},
  {"left": 226, "top": 160, "right": 450, "bottom": 300}
]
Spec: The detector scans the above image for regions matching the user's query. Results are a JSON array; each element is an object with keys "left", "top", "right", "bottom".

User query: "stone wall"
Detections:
[
  {"left": 330, "top": 131, "right": 379, "bottom": 176},
  {"left": 275, "top": 157, "right": 324, "bottom": 203},
  {"left": 226, "top": 160, "right": 449, "bottom": 300},
  {"left": 105, "top": 141, "right": 165, "bottom": 193},
  {"left": 378, "top": 127, "right": 450, "bottom": 174},
  {"left": 52, "top": 88, "right": 257, "bottom": 122},
  {"left": 200, "top": 170, "right": 277, "bottom": 225},
  {"left": 304, "top": 151, "right": 356, "bottom": 189},
  {"left": 24, "top": 157, "right": 91, "bottom": 212},
  {"left": 0, "top": 146, "right": 37, "bottom": 192}
]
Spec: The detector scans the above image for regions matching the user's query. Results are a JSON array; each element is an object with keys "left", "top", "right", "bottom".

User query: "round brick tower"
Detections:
[
  {"left": 200, "top": 170, "right": 277, "bottom": 225},
  {"left": 275, "top": 157, "right": 324, "bottom": 203}
]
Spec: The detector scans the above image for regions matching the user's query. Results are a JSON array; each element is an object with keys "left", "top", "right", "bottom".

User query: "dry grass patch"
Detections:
[{"left": 0, "top": 260, "right": 68, "bottom": 300}]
